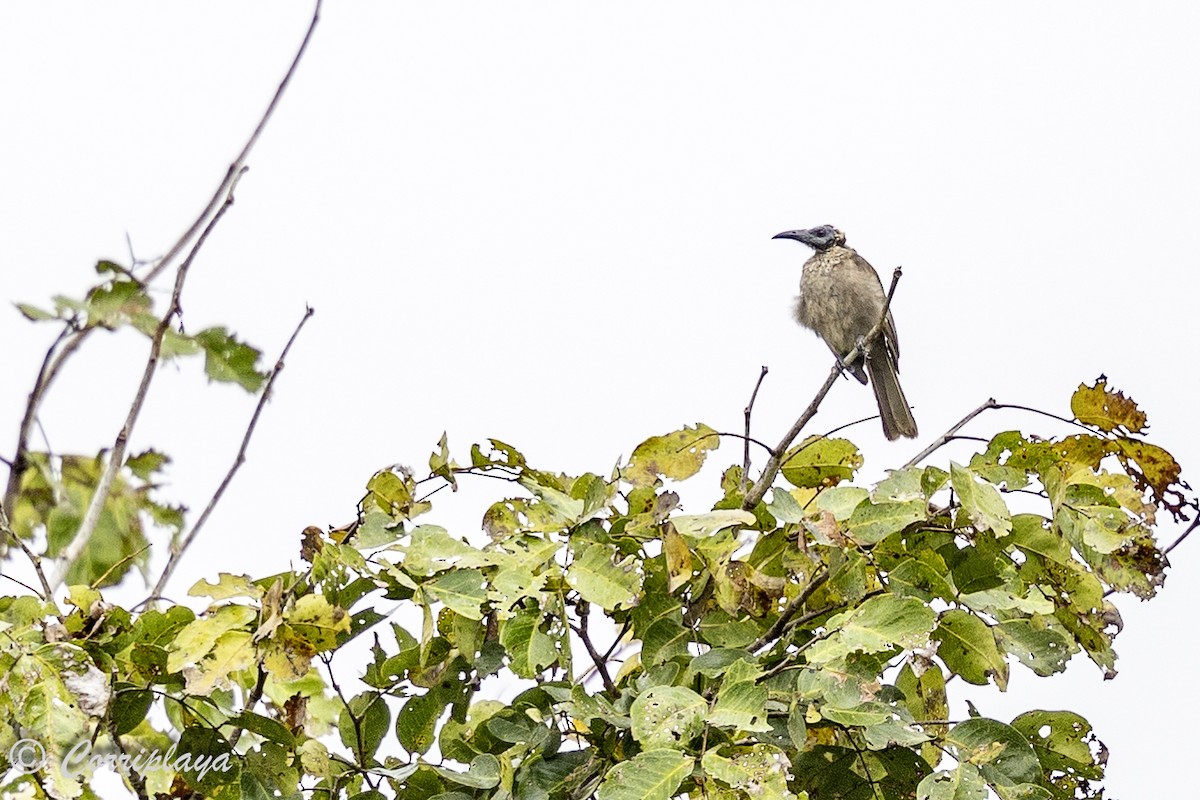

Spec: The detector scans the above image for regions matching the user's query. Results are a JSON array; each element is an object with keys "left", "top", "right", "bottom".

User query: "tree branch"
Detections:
[
  {"left": 4, "top": 322, "right": 81, "bottom": 518},
  {"left": 147, "top": 306, "right": 314, "bottom": 603},
  {"left": 6, "top": 0, "right": 323, "bottom": 584},
  {"left": 50, "top": 170, "right": 247, "bottom": 590},
  {"left": 902, "top": 398, "right": 999, "bottom": 468},
  {"left": 748, "top": 568, "right": 829, "bottom": 653},
  {"left": 741, "top": 366, "right": 768, "bottom": 493},
  {"left": 572, "top": 602, "right": 618, "bottom": 696},
  {"left": 742, "top": 267, "right": 904, "bottom": 510},
  {"left": 142, "top": 1, "right": 323, "bottom": 286},
  {"left": 1163, "top": 514, "right": 1200, "bottom": 556}
]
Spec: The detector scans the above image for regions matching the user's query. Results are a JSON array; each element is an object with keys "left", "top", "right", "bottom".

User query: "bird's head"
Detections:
[{"left": 772, "top": 225, "right": 846, "bottom": 251}]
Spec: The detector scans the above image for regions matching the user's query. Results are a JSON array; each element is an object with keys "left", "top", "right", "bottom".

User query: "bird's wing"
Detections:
[{"left": 884, "top": 310, "right": 900, "bottom": 362}]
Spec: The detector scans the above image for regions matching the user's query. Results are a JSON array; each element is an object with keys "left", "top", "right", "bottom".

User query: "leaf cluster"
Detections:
[{"left": 0, "top": 379, "right": 1186, "bottom": 800}]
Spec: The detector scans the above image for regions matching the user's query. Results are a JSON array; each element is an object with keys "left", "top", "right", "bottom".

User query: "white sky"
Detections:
[{"left": 2, "top": 2, "right": 1197, "bottom": 795}]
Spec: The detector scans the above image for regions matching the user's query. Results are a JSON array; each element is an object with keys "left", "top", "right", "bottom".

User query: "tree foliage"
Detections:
[
  {"left": 0, "top": 313, "right": 1190, "bottom": 799},
  {"left": 1, "top": 7, "right": 1194, "bottom": 797}
]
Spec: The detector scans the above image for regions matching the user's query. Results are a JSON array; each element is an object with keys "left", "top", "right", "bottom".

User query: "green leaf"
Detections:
[
  {"left": 110, "top": 688, "right": 154, "bottom": 736},
  {"left": 566, "top": 542, "right": 641, "bottom": 610},
  {"left": 167, "top": 604, "right": 257, "bottom": 672},
  {"left": 813, "top": 486, "right": 869, "bottom": 521},
  {"left": 935, "top": 610, "right": 1009, "bottom": 689},
  {"left": 766, "top": 487, "right": 805, "bottom": 523},
  {"left": 423, "top": 569, "right": 487, "bottom": 620},
  {"left": 917, "top": 764, "right": 988, "bottom": 799},
  {"left": 672, "top": 510, "right": 756, "bottom": 538},
  {"left": 193, "top": 326, "right": 267, "bottom": 392},
  {"left": 226, "top": 711, "right": 296, "bottom": 747},
  {"left": 623, "top": 423, "right": 719, "bottom": 486},
  {"left": 175, "top": 726, "right": 239, "bottom": 793},
  {"left": 701, "top": 744, "right": 792, "bottom": 799},
  {"left": 337, "top": 692, "right": 391, "bottom": 761},
  {"left": 708, "top": 658, "right": 770, "bottom": 732},
  {"left": 846, "top": 498, "right": 925, "bottom": 544},
  {"left": 995, "top": 618, "right": 1074, "bottom": 677},
  {"left": 15, "top": 302, "right": 56, "bottom": 321},
  {"left": 499, "top": 606, "right": 558, "bottom": 678},
  {"left": 597, "top": 749, "right": 692, "bottom": 800},
  {"left": 434, "top": 754, "right": 501, "bottom": 789},
  {"left": 1008, "top": 514, "right": 1072, "bottom": 565},
  {"left": 781, "top": 436, "right": 862, "bottom": 488},
  {"left": 946, "top": 718, "right": 1041, "bottom": 786},
  {"left": 1011, "top": 709, "right": 1105, "bottom": 784},
  {"left": 806, "top": 595, "right": 937, "bottom": 665},
  {"left": 896, "top": 661, "right": 948, "bottom": 767},
  {"left": 951, "top": 463, "right": 1012, "bottom": 536},
  {"left": 630, "top": 685, "right": 706, "bottom": 749}
]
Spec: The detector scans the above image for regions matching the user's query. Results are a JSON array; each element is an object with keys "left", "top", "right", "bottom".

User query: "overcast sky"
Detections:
[{"left": 2, "top": 3, "right": 1197, "bottom": 795}]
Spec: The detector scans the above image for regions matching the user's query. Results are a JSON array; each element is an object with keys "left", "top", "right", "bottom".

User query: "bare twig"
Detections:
[
  {"left": 602, "top": 619, "right": 632, "bottom": 661},
  {"left": 4, "top": 322, "right": 80, "bottom": 517},
  {"left": 572, "top": 603, "right": 618, "bottom": 696},
  {"left": 143, "top": 1, "right": 323, "bottom": 286},
  {"left": 1163, "top": 514, "right": 1200, "bottom": 556},
  {"left": 104, "top": 715, "right": 150, "bottom": 800},
  {"left": 742, "top": 267, "right": 904, "bottom": 510},
  {"left": 0, "top": 494, "right": 55, "bottom": 602},
  {"left": 741, "top": 366, "right": 769, "bottom": 492},
  {"left": 148, "top": 306, "right": 314, "bottom": 601},
  {"left": 5, "top": 0, "right": 322, "bottom": 560},
  {"left": 902, "top": 398, "right": 999, "bottom": 469},
  {"left": 748, "top": 568, "right": 829, "bottom": 653},
  {"left": 228, "top": 666, "right": 269, "bottom": 748},
  {"left": 50, "top": 171, "right": 248, "bottom": 590}
]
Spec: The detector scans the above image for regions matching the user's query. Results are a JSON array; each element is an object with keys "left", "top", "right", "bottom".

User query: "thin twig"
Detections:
[
  {"left": 0, "top": 497, "right": 55, "bottom": 602},
  {"left": 1163, "top": 514, "right": 1200, "bottom": 556},
  {"left": 104, "top": 715, "right": 150, "bottom": 800},
  {"left": 902, "top": 398, "right": 999, "bottom": 469},
  {"left": 572, "top": 603, "right": 618, "bottom": 696},
  {"left": 742, "top": 267, "right": 904, "bottom": 510},
  {"left": 602, "top": 619, "right": 632, "bottom": 661},
  {"left": 50, "top": 171, "right": 248, "bottom": 590},
  {"left": 142, "top": 2, "right": 323, "bottom": 286},
  {"left": 748, "top": 569, "right": 830, "bottom": 653},
  {"left": 3, "top": 0, "right": 322, "bottom": 530},
  {"left": 741, "top": 366, "right": 768, "bottom": 493},
  {"left": 4, "top": 322, "right": 79, "bottom": 516},
  {"left": 228, "top": 666, "right": 269, "bottom": 748},
  {"left": 148, "top": 306, "right": 314, "bottom": 601},
  {"left": 90, "top": 544, "right": 151, "bottom": 590}
]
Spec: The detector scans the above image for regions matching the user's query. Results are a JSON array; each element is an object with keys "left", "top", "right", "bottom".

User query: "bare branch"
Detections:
[
  {"left": 901, "top": 398, "right": 1000, "bottom": 468},
  {"left": 572, "top": 602, "right": 618, "bottom": 696},
  {"left": 50, "top": 171, "right": 247, "bottom": 590},
  {"left": 143, "top": 1, "right": 323, "bottom": 286},
  {"left": 7, "top": 0, "right": 323, "bottom": 582},
  {"left": 1163, "top": 514, "right": 1199, "bottom": 557},
  {"left": 0, "top": 484, "right": 55, "bottom": 601},
  {"left": 4, "top": 322, "right": 81, "bottom": 516},
  {"left": 748, "top": 568, "right": 830, "bottom": 653},
  {"left": 742, "top": 267, "right": 904, "bottom": 510},
  {"left": 148, "top": 306, "right": 315, "bottom": 602},
  {"left": 741, "top": 366, "right": 769, "bottom": 492}
]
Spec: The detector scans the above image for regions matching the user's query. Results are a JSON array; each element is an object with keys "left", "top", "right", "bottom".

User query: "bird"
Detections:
[{"left": 772, "top": 225, "right": 918, "bottom": 440}]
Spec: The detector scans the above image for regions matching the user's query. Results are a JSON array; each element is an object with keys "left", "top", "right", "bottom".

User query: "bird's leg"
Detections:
[
  {"left": 854, "top": 335, "right": 870, "bottom": 361},
  {"left": 833, "top": 349, "right": 858, "bottom": 380}
]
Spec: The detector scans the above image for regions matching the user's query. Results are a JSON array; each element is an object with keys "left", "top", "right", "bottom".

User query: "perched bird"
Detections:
[{"left": 773, "top": 225, "right": 918, "bottom": 440}]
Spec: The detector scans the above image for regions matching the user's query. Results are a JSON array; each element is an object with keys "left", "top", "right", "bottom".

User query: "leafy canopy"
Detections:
[{"left": 0, "top": 375, "right": 1186, "bottom": 799}]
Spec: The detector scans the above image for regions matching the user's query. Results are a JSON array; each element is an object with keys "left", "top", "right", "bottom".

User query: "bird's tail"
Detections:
[{"left": 866, "top": 349, "right": 918, "bottom": 441}]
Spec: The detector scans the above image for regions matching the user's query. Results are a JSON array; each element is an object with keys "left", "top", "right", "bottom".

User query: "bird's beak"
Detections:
[{"left": 772, "top": 229, "right": 811, "bottom": 244}]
